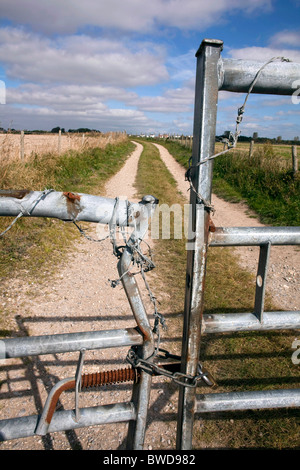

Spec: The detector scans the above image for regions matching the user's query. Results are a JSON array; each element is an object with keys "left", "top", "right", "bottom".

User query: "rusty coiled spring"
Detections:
[
  {"left": 45, "top": 366, "right": 140, "bottom": 426},
  {"left": 81, "top": 367, "right": 139, "bottom": 388}
]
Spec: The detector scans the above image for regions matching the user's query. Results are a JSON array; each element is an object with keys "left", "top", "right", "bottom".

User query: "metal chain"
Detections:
[
  {"left": 185, "top": 56, "right": 291, "bottom": 211},
  {"left": 72, "top": 220, "right": 110, "bottom": 243},
  {"left": 72, "top": 196, "right": 121, "bottom": 245},
  {"left": 126, "top": 348, "right": 216, "bottom": 388}
]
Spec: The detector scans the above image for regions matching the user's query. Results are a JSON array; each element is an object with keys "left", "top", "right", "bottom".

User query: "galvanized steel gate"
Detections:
[
  {"left": 0, "top": 192, "right": 159, "bottom": 449},
  {"left": 176, "top": 39, "right": 300, "bottom": 449},
  {"left": 0, "top": 39, "right": 299, "bottom": 450}
]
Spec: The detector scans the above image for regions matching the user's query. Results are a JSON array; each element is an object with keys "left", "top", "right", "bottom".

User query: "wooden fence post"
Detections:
[
  {"left": 249, "top": 139, "right": 254, "bottom": 157},
  {"left": 58, "top": 130, "right": 61, "bottom": 154},
  {"left": 292, "top": 145, "right": 298, "bottom": 176},
  {"left": 20, "top": 131, "right": 24, "bottom": 161}
]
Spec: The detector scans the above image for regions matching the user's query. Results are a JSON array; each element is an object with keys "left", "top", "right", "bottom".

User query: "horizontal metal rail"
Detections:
[
  {"left": 218, "top": 57, "right": 300, "bottom": 95},
  {"left": 203, "top": 311, "right": 300, "bottom": 334},
  {"left": 0, "top": 402, "right": 136, "bottom": 441},
  {"left": 0, "top": 189, "right": 155, "bottom": 226},
  {"left": 0, "top": 326, "right": 143, "bottom": 443},
  {"left": 207, "top": 226, "right": 300, "bottom": 333},
  {"left": 0, "top": 327, "right": 143, "bottom": 359},
  {"left": 195, "top": 389, "right": 300, "bottom": 413},
  {"left": 210, "top": 226, "right": 300, "bottom": 246}
]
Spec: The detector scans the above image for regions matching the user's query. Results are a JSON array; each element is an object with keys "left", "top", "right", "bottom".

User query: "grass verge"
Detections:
[
  {"left": 160, "top": 139, "right": 300, "bottom": 226},
  {"left": 213, "top": 145, "right": 299, "bottom": 226},
  {"left": 135, "top": 140, "right": 299, "bottom": 449}
]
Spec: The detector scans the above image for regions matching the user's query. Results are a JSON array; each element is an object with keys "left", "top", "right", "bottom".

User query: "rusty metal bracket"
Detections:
[{"left": 35, "top": 364, "right": 139, "bottom": 436}]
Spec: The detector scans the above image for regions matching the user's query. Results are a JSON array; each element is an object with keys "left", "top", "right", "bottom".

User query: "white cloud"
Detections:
[
  {"left": 228, "top": 27, "right": 300, "bottom": 63},
  {"left": 3, "top": 1, "right": 297, "bottom": 137},
  {"left": 5, "top": 79, "right": 195, "bottom": 133},
  {"left": 0, "top": 0, "right": 273, "bottom": 34},
  {"left": 126, "top": 87, "right": 195, "bottom": 113},
  {"left": 8, "top": 83, "right": 137, "bottom": 109},
  {"left": 270, "top": 30, "right": 300, "bottom": 48},
  {"left": 6, "top": 81, "right": 195, "bottom": 130},
  {"left": 2, "top": 101, "right": 152, "bottom": 133},
  {"left": 0, "top": 27, "right": 168, "bottom": 87},
  {"left": 0, "top": 24, "right": 196, "bottom": 133},
  {"left": 228, "top": 46, "right": 300, "bottom": 62}
]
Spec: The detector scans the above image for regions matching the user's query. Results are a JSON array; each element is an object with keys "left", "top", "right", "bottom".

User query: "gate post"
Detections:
[{"left": 176, "top": 39, "right": 223, "bottom": 450}]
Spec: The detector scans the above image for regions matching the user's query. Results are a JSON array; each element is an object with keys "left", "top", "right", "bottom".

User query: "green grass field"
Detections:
[{"left": 157, "top": 139, "right": 300, "bottom": 226}]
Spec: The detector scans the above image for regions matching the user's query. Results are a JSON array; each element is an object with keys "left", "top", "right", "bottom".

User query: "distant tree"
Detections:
[
  {"left": 51, "top": 126, "right": 65, "bottom": 133},
  {"left": 68, "top": 128, "right": 92, "bottom": 133}
]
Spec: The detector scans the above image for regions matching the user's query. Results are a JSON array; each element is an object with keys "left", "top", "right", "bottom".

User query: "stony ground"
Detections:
[{"left": 0, "top": 141, "right": 299, "bottom": 450}]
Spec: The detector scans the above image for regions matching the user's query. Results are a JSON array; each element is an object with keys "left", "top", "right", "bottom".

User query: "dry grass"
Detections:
[{"left": 0, "top": 131, "right": 127, "bottom": 162}]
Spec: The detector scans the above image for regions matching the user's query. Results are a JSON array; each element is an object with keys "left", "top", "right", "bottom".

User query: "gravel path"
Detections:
[{"left": 0, "top": 141, "right": 298, "bottom": 450}]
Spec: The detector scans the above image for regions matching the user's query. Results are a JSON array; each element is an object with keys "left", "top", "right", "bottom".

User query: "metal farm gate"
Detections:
[
  {"left": 176, "top": 39, "right": 300, "bottom": 449},
  {"left": 0, "top": 192, "right": 159, "bottom": 449},
  {"left": 0, "top": 39, "right": 299, "bottom": 450}
]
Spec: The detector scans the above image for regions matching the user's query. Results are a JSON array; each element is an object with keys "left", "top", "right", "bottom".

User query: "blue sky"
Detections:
[{"left": 0, "top": 0, "right": 299, "bottom": 139}]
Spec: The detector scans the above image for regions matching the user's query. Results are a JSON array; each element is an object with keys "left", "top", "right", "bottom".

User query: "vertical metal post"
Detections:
[
  {"left": 118, "top": 235, "right": 155, "bottom": 450},
  {"left": 176, "top": 39, "right": 223, "bottom": 450}
]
